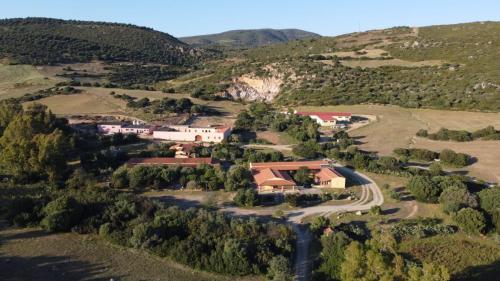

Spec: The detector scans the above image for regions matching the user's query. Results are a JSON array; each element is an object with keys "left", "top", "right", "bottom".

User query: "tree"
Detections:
[
  {"left": 267, "top": 255, "right": 292, "bottom": 281},
  {"left": 225, "top": 165, "right": 252, "bottom": 191},
  {"left": 439, "top": 186, "right": 478, "bottom": 214},
  {"left": 478, "top": 185, "right": 500, "bottom": 214},
  {"left": 234, "top": 111, "right": 255, "bottom": 131},
  {"left": 428, "top": 162, "right": 443, "bottom": 176},
  {"left": 111, "top": 165, "right": 129, "bottom": 188},
  {"left": 293, "top": 167, "right": 311, "bottom": 186},
  {"left": 453, "top": 207, "right": 486, "bottom": 234},
  {"left": 340, "top": 241, "right": 366, "bottom": 281},
  {"left": 0, "top": 104, "right": 69, "bottom": 182},
  {"left": 318, "top": 231, "right": 351, "bottom": 280},
  {"left": 0, "top": 100, "right": 22, "bottom": 136},
  {"left": 407, "top": 176, "right": 442, "bottom": 203},
  {"left": 310, "top": 216, "right": 329, "bottom": 233},
  {"left": 439, "top": 149, "right": 469, "bottom": 167},
  {"left": 40, "top": 196, "right": 82, "bottom": 232},
  {"left": 292, "top": 141, "right": 318, "bottom": 159},
  {"left": 234, "top": 188, "right": 259, "bottom": 207},
  {"left": 407, "top": 263, "right": 450, "bottom": 281},
  {"left": 222, "top": 239, "right": 251, "bottom": 275}
]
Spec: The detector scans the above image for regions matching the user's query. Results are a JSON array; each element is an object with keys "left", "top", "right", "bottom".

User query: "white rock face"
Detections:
[{"left": 224, "top": 74, "right": 282, "bottom": 102}]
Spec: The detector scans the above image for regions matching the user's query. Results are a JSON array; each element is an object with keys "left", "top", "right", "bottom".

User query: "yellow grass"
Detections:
[
  {"left": 0, "top": 64, "right": 62, "bottom": 100},
  {"left": 298, "top": 105, "right": 500, "bottom": 183},
  {"left": 23, "top": 87, "right": 246, "bottom": 120}
]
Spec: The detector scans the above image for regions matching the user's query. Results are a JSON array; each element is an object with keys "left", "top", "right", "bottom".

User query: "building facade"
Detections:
[
  {"left": 97, "top": 121, "right": 153, "bottom": 135},
  {"left": 153, "top": 125, "right": 231, "bottom": 143}
]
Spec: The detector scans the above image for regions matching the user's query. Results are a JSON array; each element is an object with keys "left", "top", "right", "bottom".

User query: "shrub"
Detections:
[
  {"left": 453, "top": 208, "right": 487, "bottom": 234},
  {"left": 439, "top": 186, "right": 478, "bottom": 214},
  {"left": 439, "top": 149, "right": 470, "bottom": 167},
  {"left": 407, "top": 176, "right": 442, "bottom": 203},
  {"left": 40, "top": 196, "right": 82, "bottom": 232},
  {"left": 267, "top": 255, "right": 292, "bottom": 281},
  {"left": 233, "top": 188, "right": 259, "bottom": 207}
]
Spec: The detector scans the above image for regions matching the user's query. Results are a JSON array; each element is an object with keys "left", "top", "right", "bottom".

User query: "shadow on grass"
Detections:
[
  {"left": 455, "top": 259, "right": 500, "bottom": 281},
  {"left": 0, "top": 254, "right": 119, "bottom": 281}
]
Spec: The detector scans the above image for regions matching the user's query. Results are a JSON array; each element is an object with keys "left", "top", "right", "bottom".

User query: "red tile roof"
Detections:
[
  {"left": 315, "top": 167, "right": 344, "bottom": 182},
  {"left": 250, "top": 160, "right": 330, "bottom": 171},
  {"left": 296, "top": 112, "right": 352, "bottom": 122},
  {"left": 127, "top": 157, "right": 218, "bottom": 166},
  {"left": 253, "top": 168, "right": 296, "bottom": 187}
]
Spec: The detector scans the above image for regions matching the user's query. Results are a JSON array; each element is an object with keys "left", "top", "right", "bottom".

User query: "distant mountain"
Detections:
[
  {"left": 181, "top": 28, "right": 321, "bottom": 48},
  {"left": 0, "top": 17, "right": 209, "bottom": 65}
]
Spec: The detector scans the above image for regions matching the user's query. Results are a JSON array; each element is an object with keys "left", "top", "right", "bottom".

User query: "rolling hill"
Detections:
[
  {"left": 173, "top": 22, "right": 500, "bottom": 111},
  {"left": 181, "top": 28, "right": 321, "bottom": 48},
  {"left": 0, "top": 17, "right": 210, "bottom": 65}
]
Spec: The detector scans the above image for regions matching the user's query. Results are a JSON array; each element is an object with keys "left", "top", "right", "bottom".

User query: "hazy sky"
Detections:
[{"left": 1, "top": 0, "right": 499, "bottom": 37}]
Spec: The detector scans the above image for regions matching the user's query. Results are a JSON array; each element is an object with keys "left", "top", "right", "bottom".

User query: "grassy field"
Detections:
[
  {"left": 24, "top": 86, "right": 246, "bottom": 120},
  {"left": 0, "top": 64, "right": 61, "bottom": 100},
  {"left": 399, "top": 233, "right": 500, "bottom": 281},
  {"left": 0, "top": 227, "right": 261, "bottom": 281},
  {"left": 298, "top": 105, "right": 500, "bottom": 183}
]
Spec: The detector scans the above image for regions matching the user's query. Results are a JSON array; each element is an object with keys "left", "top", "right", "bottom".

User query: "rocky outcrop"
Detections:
[{"left": 224, "top": 74, "right": 282, "bottom": 102}]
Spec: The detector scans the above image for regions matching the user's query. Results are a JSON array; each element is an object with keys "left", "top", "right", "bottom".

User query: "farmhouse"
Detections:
[
  {"left": 127, "top": 157, "right": 219, "bottom": 167},
  {"left": 295, "top": 111, "right": 352, "bottom": 127},
  {"left": 153, "top": 125, "right": 231, "bottom": 143},
  {"left": 97, "top": 121, "right": 153, "bottom": 135},
  {"left": 249, "top": 160, "right": 346, "bottom": 192}
]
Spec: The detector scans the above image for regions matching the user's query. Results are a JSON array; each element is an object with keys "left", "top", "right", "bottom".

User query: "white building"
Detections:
[
  {"left": 295, "top": 111, "right": 352, "bottom": 127},
  {"left": 97, "top": 120, "right": 153, "bottom": 135},
  {"left": 153, "top": 125, "right": 231, "bottom": 143}
]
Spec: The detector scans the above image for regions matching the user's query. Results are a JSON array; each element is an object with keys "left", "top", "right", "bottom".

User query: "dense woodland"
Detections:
[{"left": 0, "top": 17, "right": 211, "bottom": 65}]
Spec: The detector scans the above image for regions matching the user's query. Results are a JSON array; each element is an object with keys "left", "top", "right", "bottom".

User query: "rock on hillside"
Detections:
[{"left": 224, "top": 74, "right": 283, "bottom": 102}]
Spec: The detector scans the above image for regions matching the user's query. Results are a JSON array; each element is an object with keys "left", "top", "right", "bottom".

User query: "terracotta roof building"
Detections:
[
  {"left": 250, "top": 160, "right": 346, "bottom": 192},
  {"left": 249, "top": 160, "right": 330, "bottom": 172},
  {"left": 127, "top": 157, "right": 218, "bottom": 167},
  {"left": 253, "top": 168, "right": 297, "bottom": 192},
  {"left": 295, "top": 111, "right": 352, "bottom": 127}
]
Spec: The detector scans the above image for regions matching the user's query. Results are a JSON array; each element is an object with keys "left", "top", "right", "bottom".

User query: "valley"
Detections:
[{"left": 0, "top": 13, "right": 499, "bottom": 281}]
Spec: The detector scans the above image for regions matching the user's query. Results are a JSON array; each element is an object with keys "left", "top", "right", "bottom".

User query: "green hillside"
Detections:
[
  {"left": 179, "top": 22, "right": 500, "bottom": 111},
  {"left": 181, "top": 28, "right": 320, "bottom": 48},
  {"left": 0, "top": 17, "right": 210, "bottom": 65}
]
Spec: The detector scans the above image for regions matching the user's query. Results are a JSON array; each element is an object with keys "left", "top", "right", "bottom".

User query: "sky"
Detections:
[{"left": 1, "top": 0, "right": 499, "bottom": 37}]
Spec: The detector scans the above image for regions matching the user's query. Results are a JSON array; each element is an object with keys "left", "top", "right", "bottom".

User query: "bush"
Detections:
[
  {"left": 40, "top": 196, "right": 83, "bottom": 232},
  {"left": 439, "top": 186, "right": 478, "bottom": 214},
  {"left": 439, "top": 149, "right": 470, "bottom": 167},
  {"left": 233, "top": 188, "right": 259, "bottom": 207},
  {"left": 453, "top": 208, "right": 487, "bottom": 234},
  {"left": 407, "top": 176, "right": 442, "bottom": 203},
  {"left": 267, "top": 255, "right": 292, "bottom": 281}
]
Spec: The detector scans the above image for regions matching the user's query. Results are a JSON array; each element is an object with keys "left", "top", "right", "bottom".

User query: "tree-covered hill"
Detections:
[
  {"left": 181, "top": 28, "right": 321, "bottom": 48},
  {"left": 0, "top": 17, "right": 211, "bottom": 65},
  {"left": 173, "top": 22, "right": 500, "bottom": 111}
]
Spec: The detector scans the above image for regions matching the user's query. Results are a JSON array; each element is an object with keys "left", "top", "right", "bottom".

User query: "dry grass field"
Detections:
[
  {"left": 24, "top": 87, "right": 246, "bottom": 120},
  {"left": 298, "top": 105, "right": 500, "bottom": 183},
  {"left": 0, "top": 64, "right": 62, "bottom": 100},
  {"left": 0, "top": 227, "right": 260, "bottom": 281}
]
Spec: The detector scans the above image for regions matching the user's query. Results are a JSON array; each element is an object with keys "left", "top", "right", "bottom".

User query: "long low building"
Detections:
[
  {"left": 250, "top": 160, "right": 346, "bottom": 192},
  {"left": 295, "top": 111, "right": 352, "bottom": 127},
  {"left": 127, "top": 157, "right": 219, "bottom": 167},
  {"left": 97, "top": 121, "right": 153, "bottom": 135},
  {"left": 153, "top": 125, "right": 231, "bottom": 143}
]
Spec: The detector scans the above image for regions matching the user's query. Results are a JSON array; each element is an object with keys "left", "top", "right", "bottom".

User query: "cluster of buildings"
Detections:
[
  {"left": 295, "top": 111, "right": 352, "bottom": 127},
  {"left": 250, "top": 160, "right": 346, "bottom": 192},
  {"left": 96, "top": 121, "right": 231, "bottom": 143},
  {"left": 125, "top": 157, "right": 346, "bottom": 193}
]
